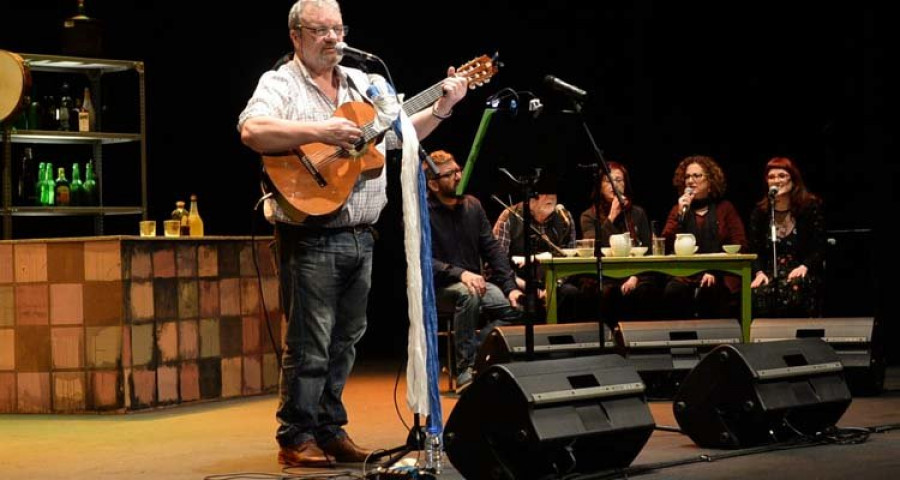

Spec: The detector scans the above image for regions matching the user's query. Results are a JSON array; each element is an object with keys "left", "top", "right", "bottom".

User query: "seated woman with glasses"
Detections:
[
  {"left": 749, "top": 156, "right": 825, "bottom": 317},
  {"left": 579, "top": 161, "right": 661, "bottom": 323},
  {"left": 661, "top": 155, "right": 747, "bottom": 319}
]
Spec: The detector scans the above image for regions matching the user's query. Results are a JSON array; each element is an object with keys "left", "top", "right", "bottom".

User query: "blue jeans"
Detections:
[
  {"left": 274, "top": 223, "right": 373, "bottom": 448},
  {"left": 437, "top": 282, "right": 520, "bottom": 373}
]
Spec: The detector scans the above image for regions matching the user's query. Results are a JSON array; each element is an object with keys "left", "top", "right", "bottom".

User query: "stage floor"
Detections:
[{"left": 1, "top": 361, "right": 898, "bottom": 480}]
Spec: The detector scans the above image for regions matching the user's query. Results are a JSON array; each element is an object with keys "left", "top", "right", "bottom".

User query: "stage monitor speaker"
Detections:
[
  {"left": 614, "top": 319, "right": 742, "bottom": 398},
  {"left": 673, "top": 338, "right": 852, "bottom": 449},
  {"left": 750, "top": 317, "right": 884, "bottom": 395},
  {"left": 474, "top": 322, "right": 615, "bottom": 374},
  {"left": 444, "top": 355, "right": 654, "bottom": 480}
]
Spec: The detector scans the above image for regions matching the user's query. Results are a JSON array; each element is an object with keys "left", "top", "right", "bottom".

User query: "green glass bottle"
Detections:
[
  {"left": 35, "top": 161, "right": 46, "bottom": 206},
  {"left": 55, "top": 167, "right": 71, "bottom": 206},
  {"left": 41, "top": 162, "right": 55, "bottom": 206},
  {"left": 82, "top": 159, "right": 97, "bottom": 206},
  {"left": 70, "top": 163, "right": 84, "bottom": 206}
]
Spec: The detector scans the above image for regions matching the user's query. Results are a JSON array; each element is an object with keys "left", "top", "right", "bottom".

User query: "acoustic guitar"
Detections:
[{"left": 261, "top": 54, "right": 499, "bottom": 221}]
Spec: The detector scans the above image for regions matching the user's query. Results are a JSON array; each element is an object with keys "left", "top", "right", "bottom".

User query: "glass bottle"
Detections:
[
  {"left": 41, "top": 162, "right": 55, "bottom": 206},
  {"left": 70, "top": 163, "right": 84, "bottom": 206},
  {"left": 425, "top": 431, "right": 443, "bottom": 473},
  {"left": 79, "top": 86, "right": 95, "bottom": 132},
  {"left": 17, "top": 147, "right": 37, "bottom": 205},
  {"left": 58, "top": 82, "right": 73, "bottom": 131},
  {"left": 171, "top": 200, "right": 190, "bottom": 236},
  {"left": 13, "top": 93, "right": 31, "bottom": 130},
  {"left": 188, "top": 194, "right": 204, "bottom": 237},
  {"left": 35, "top": 162, "right": 46, "bottom": 206},
  {"left": 55, "top": 167, "right": 71, "bottom": 206},
  {"left": 82, "top": 159, "right": 97, "bottom": 206},
  {"left": 42, "top": 95, "right": 58, "bottom": 131},
  {"left": 27, "top": 87, "right": 41, "bottom": 130}
]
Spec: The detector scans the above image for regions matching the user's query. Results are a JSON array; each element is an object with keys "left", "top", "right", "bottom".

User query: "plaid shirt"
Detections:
[
  {"left": 493, "top": 203, "right": 577, "bottom": 257},
  {"left": 238, "top": 58, "right": 389, "bottom": 227}
]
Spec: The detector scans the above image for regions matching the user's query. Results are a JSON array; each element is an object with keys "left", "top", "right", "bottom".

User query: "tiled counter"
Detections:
[{"left": 0, "top": 236, "right": 283, "bottom": 413}]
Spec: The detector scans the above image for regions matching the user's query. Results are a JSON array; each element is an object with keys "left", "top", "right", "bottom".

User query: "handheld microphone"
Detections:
[
  {"left": 678, "top": 187, "right": 694, "bottom": 223},
  {"left": 543, "top": 75, "right": 588, "bottom": 101},
  {"left": 335, "top": 42, "right": 378, "bottom": 61},
  {"left": 768, "top": 186, "right": 779, "bottom": 199}
]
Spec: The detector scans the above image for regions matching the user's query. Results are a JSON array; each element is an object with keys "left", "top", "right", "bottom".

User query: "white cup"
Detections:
[{"left": 610, "top": 233, "right": 632, "bottom": 257}]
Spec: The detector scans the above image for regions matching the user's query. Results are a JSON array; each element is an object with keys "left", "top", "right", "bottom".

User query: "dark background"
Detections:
[{"left": 2, "top": 2, "right": 893, "bottom": 361}]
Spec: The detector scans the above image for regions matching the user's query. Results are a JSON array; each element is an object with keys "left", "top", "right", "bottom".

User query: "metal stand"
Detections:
[
  {"left": 570, "top": 97, "right": 623, "bottom": 341},
  {"left": 498, "top": 167, "right": 542, "bottom": 360},
  {"left": 370, "top": 413, "right": 427, "bottom": 469},
  {"left": 769, "top": 194, "right": 779, "bottom": 291}
]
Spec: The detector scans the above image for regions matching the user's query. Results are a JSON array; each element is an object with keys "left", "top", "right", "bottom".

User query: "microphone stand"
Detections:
[
  {"left": 768, "top": 192, "right": 779, "bottom": 299},
  {"left": 571, "top": 98, "right": 622, "bottom": 344},
  {"left": 498, "top": 167, "right": 541, "bottom": 361}
]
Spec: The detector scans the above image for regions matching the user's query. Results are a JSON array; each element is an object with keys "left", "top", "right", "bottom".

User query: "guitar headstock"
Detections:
[{"left": 456, "top": 53, "right": 500, "bottom": 89}]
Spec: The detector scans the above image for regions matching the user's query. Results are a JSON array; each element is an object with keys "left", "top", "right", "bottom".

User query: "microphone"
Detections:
[
  {"left": 678, "top": 187, "right": 694, "bottom": 223},
  {"left": 335, "top": 42, "right": 378, "bottom": 61},
  {"left": 419, "top": 145, "right": 440, "bottom": 178},
  {"left": 768, "top": 186, "right": 779, "bottom": 199},
  {"left": 556, "top": 203, "right": 571, "bottom": 227},
  {"left": 544, "top": 75, "right": 588, "bottom": 101}
]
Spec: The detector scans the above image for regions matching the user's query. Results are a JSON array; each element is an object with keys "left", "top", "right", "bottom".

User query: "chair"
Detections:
[{"left": 437, "top": 310, "right": 457, "bottom": 391}]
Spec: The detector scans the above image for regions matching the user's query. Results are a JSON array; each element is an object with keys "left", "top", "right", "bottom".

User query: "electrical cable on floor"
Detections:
[
  {"left": 392, "top": 359, "right": 411, "bottom": 432},
  {"left": 251, "top": 188, "right": 283, "bottom": 368},
  {"left": 652, "top": 425, "right": 682, "bottom": 433},
  {"left": 561, "top": 421, "right": 899, "bottom": 480},
  {"left": 203, "top": 471, "right": 364, "bottom": 479}
]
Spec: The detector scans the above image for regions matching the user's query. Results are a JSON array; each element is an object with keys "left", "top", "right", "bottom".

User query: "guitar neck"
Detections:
[{"left": 402, "top": 82, "right": 445, "bottom": 117}]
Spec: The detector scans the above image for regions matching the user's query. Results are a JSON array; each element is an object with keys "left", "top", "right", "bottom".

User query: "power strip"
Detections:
[{"left": 364, "top": 469, "right": 436, "bottom": 480}]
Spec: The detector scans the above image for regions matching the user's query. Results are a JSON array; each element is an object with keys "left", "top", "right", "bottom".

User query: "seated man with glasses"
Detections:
[
  {"left": 425, "top": 150, "right": 524, "bottom": 394},
  {"left": 492, "top": 174, "right": 578, "bottom": 320},
  {"left": 661, "top": 155, "right": 748, "bottom": 319},
  {"left": 237, "top": 0, "right": 469, "bottom": 468}
]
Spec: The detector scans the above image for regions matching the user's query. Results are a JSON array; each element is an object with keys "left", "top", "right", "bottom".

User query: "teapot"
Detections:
[
  {"left": 609, "top": 233, "right": 632, "bottom": 257},
  {"left": 674, "top": 233, "right": 697, "bottom": 256}
]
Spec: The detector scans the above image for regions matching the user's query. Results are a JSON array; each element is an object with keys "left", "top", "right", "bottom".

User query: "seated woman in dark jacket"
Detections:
[{"left": 749, "top": 156, "right": 825, "bottom": 317}]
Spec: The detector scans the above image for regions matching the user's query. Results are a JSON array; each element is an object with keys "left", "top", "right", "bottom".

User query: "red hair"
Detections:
[{"left": 755, "top": 156, "right": 820, "bottom": 212}]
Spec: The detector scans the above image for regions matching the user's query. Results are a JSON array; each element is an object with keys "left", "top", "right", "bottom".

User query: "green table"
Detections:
[{"left": 543, "top": 253, "right": 757, "bottom": 341}]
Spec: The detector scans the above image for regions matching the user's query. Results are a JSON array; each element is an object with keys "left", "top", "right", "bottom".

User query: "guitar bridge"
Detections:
[{"left": 293, "top": 149, "right": 328, "bottom": 187}]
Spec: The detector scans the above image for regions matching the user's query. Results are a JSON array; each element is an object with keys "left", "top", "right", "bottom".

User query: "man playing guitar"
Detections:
[{"left": 237, "top": 0, "right": 468, "bottom": 469}]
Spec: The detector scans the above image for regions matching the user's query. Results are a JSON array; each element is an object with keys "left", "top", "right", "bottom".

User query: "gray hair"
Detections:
[{"left": 288, "top": 0, "right": 342, "bottom": 30}]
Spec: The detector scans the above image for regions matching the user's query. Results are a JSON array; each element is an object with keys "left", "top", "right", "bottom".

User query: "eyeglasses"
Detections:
[
  {"left": 435, "top": 168, "right": 462, "bottom": 179},
  {"left": 298, "top": 25, "right": 349, "bottom": 37},
  {"left": 684, "top": 172, "right": 706, "bottom": 181},
  {"left": 767, "top": 172, "right": 791, "bottom": 181}
]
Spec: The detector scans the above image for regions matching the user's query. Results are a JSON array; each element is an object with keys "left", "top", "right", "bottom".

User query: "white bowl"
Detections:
[
  {"left": 561, "top": 248, "right": 579, "bottom": 257},
  {"left": 675, "top": 245, "right": 699, "bottom": 256},
  {"left": 576, "top": 248, "right": 595, "bottom": 258},
  {"left": 600, "top": 247, "right": 612, "bottom": 257},
  {"left": 722, "top": 244, "right": 741, "bottom": 254},
  {"left": 630, "top": 246, "right": 649, "bottom": 257}
]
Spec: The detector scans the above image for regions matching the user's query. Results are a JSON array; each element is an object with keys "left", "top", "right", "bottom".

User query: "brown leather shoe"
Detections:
[
  {"left": 278, "top": 439, "right": 334, "bottom": 468},
  {"left": 320, "top": 435, "right": 373, "bottom": 463}
]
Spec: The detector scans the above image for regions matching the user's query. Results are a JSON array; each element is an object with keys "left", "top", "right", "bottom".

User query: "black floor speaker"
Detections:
[
  {"left": 614, "top": 319, "right": 742, "bottom": 398},
  {"left": 474, "top": 322, "right": 615, "bottom": 374},
  {"left": 673, "top": 338, "right": 852, "bottom": 449},
  {"left": 444, "top": 355, "right": 655, "bottom": 480},
  {"left": 750, "top": 317, "right": 885, "bottom": 395}
]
